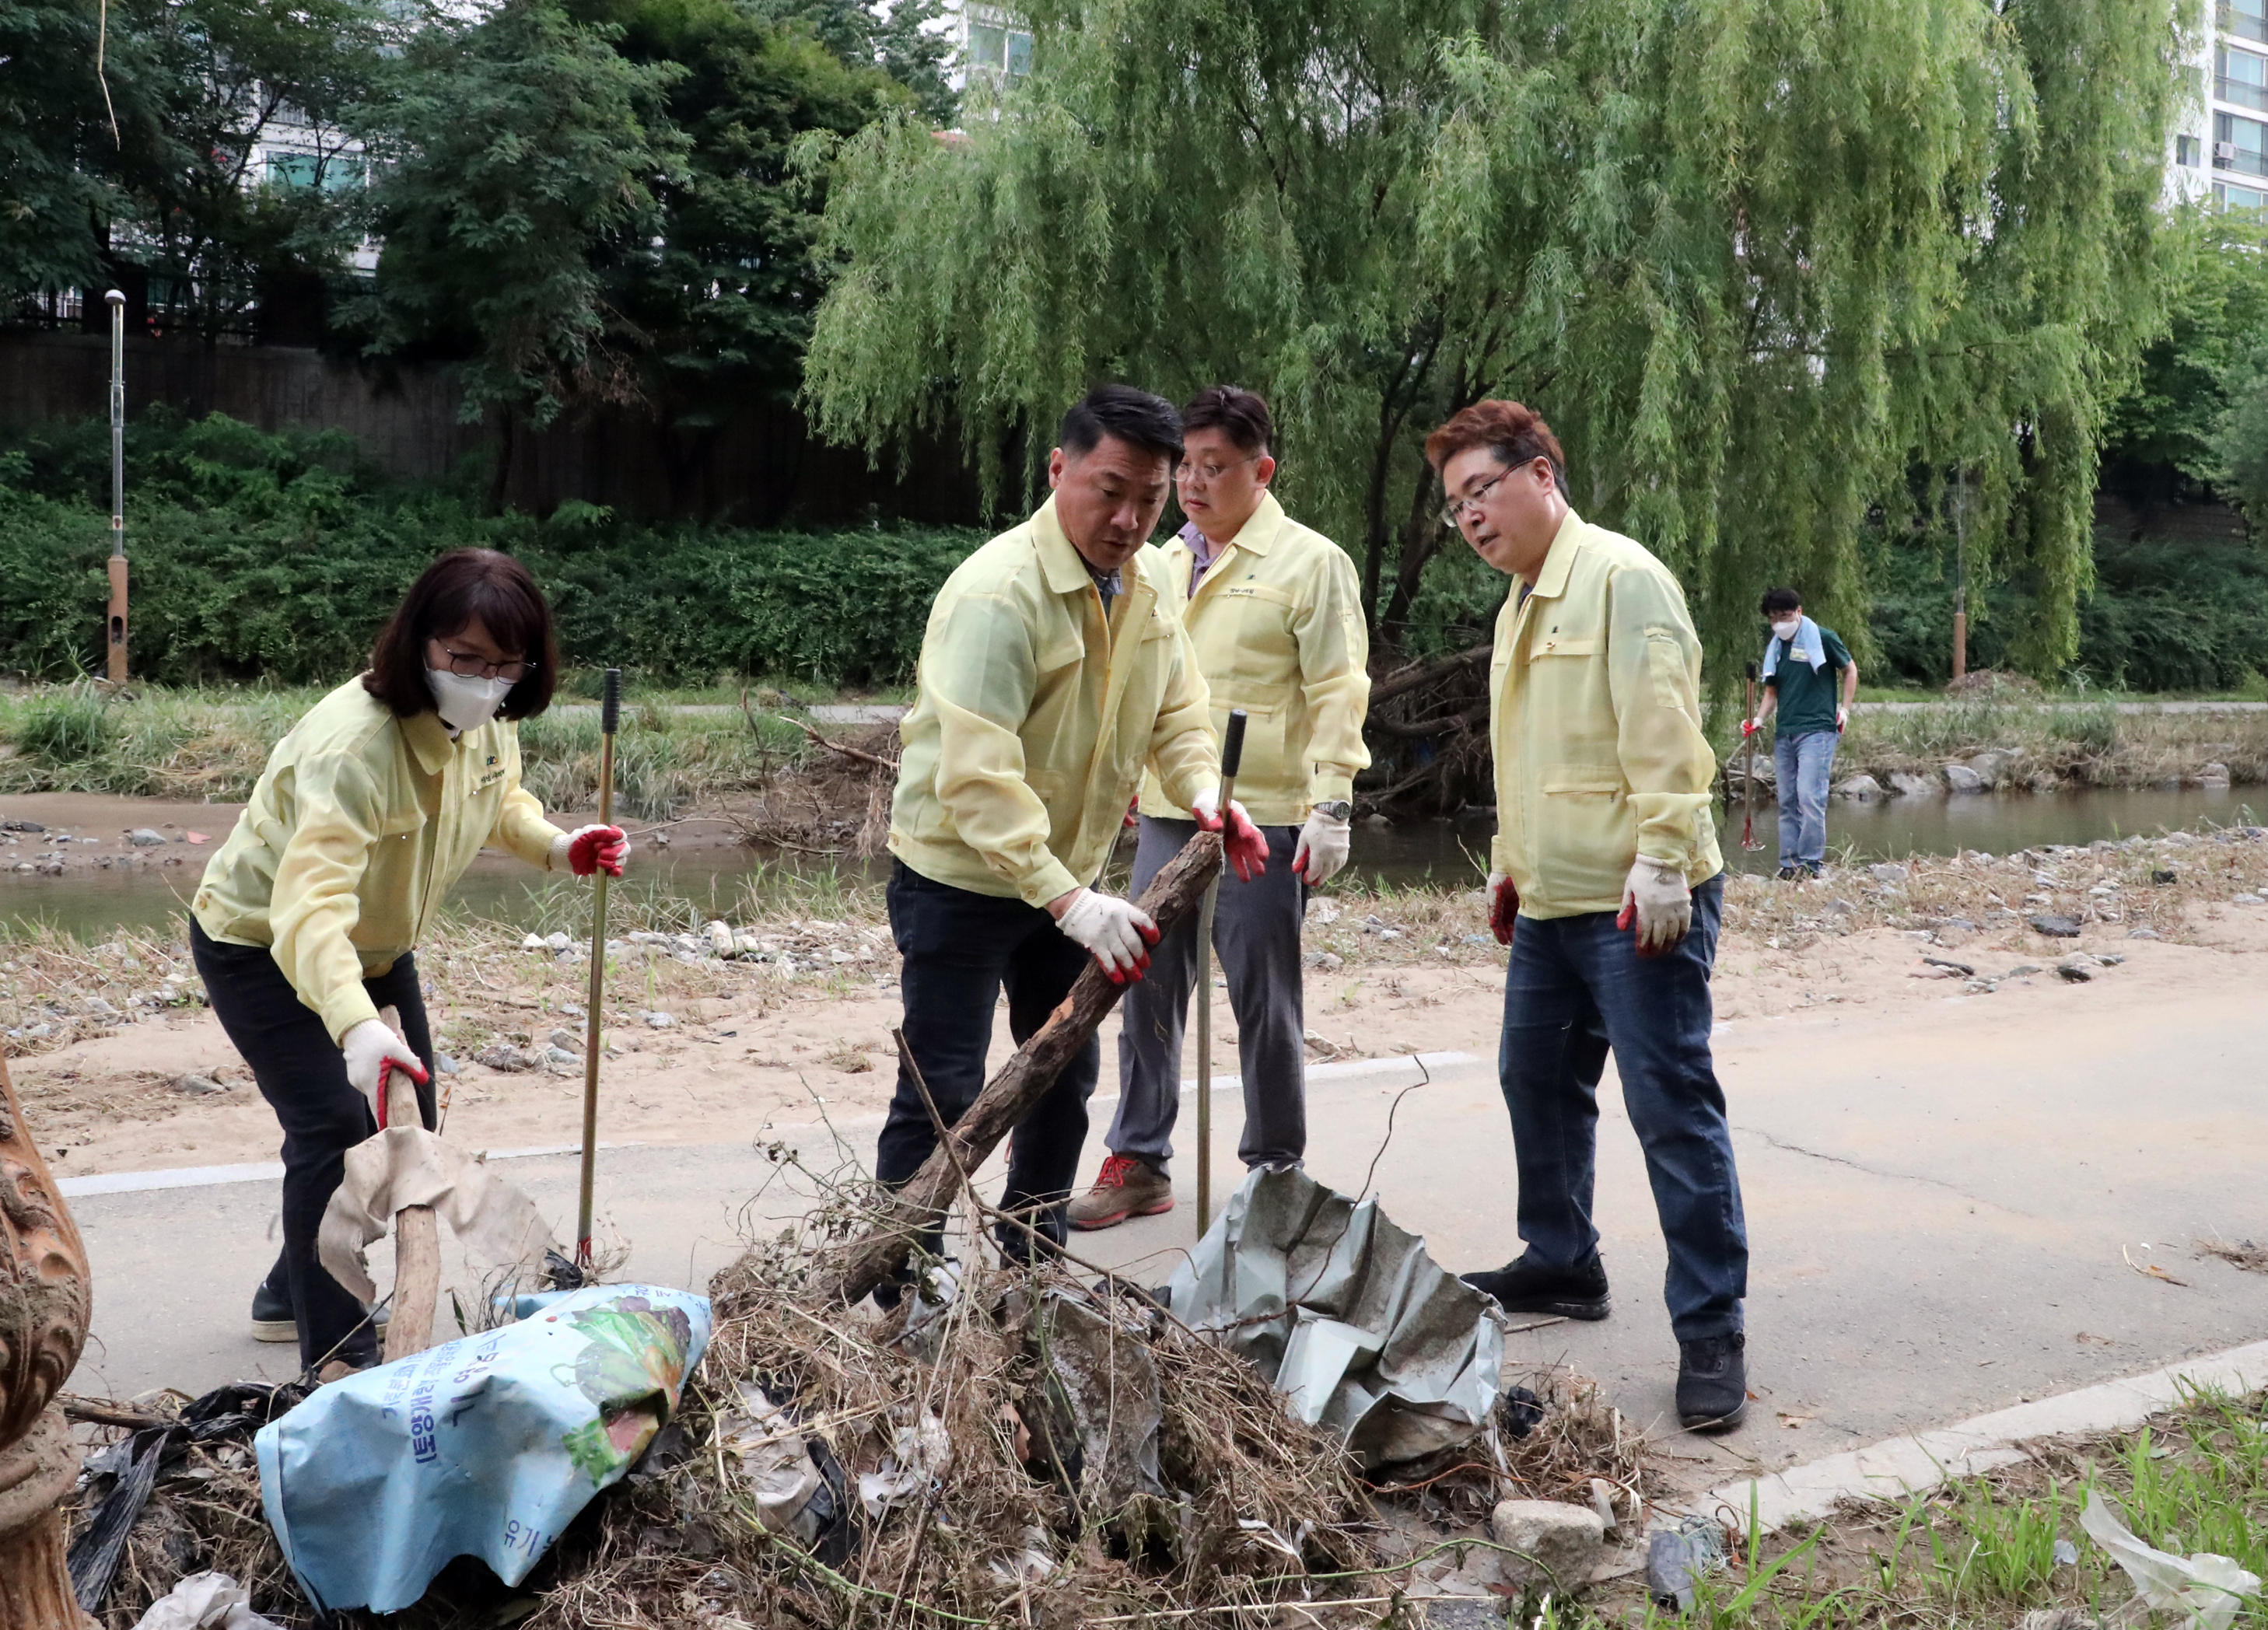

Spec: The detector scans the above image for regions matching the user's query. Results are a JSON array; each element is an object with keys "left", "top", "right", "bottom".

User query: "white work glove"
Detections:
[
  {"left": 1740, "top": 716, "right": 1762, "bottom": 738},
  {"left": 1836, "top": 705, "right": 1849, "bottom": 733},
  {"left": 1053, "top": 887, "right": 1160, "bottom": 984},
  {"left": 1291, "top": 809, "right": 1351, "bottom": 887},
  {"left": 1615, "top": 855, "right": 1692, "bottom": 956},
  {"left": 1188, "top": 788, "right": 1269, "bottom": 881},
  {"left": 341, "top": 1017, "right": 429, "bottom": 1127}
]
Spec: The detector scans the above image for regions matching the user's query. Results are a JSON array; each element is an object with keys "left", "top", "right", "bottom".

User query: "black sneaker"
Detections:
[
  {"left": 250, "top": 1275, "right": 296, "bottom": 1344},
  {"left": 1677, "top": 1332, "right": 1748, "bottom": 1430},
  {"left": 1459, "top": 1253, "right": 1611, "bottom": 1320},
  {"left": 249, "top": 1277, "right": 388, "bottom": 1343},
  {"left": 1776, "top": 866, "right": 1797, "bottom": 881}
]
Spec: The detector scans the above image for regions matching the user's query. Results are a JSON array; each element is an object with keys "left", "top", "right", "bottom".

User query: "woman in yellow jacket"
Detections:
[{"left": 190, "top": 549, "right": 626, "bottom": 1374}]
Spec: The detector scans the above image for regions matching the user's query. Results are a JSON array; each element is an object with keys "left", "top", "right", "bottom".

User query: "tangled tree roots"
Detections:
[{"left": 730, "top": 721, "right": 901, "bottom": 855}]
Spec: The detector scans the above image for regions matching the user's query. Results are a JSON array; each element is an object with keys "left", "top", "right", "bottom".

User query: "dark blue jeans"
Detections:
[
  {"left": 878, "top": 861, "right": 1099, "bottom": 1254},
  {"left": 1498, "top": 875, "right": 1746, "bottom": 1340}
]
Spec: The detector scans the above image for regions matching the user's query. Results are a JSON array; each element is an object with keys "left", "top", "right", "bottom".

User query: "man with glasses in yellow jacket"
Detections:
[
  {"left": 1069, "top": 386, "right": 1370, "bottom": 1229},
  {"left": 1429, "top": 399, "right": 1750, "bottom": 1432},
  {"left": 879, "top": 386, "right": 1269, "bottom": 1295}
]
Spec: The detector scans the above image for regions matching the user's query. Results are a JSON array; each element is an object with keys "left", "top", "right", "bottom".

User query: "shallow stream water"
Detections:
[{"left": 2, "top": 784, "right": 2255, "bottom": 943}]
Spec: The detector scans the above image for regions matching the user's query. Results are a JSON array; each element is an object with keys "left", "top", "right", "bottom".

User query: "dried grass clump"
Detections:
[{"left": 731, "top": 724, "right": 901, "bottom": 856}]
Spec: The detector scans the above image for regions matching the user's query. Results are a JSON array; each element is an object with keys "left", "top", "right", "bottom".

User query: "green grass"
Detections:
[
  {"left": 1595, "top": 1387, "right": 2268, "bottom": 1630},
  {"left": 0, "top": 680, "right": 814, "bottom": 814}
]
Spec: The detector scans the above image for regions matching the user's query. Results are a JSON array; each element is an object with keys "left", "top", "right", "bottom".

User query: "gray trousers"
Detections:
[{"left": 1107, "top": 815, "right": 1307, "bottom": 1173}]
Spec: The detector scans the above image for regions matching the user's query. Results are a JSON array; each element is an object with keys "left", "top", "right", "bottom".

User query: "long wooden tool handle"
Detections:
[
  {"left": 376, "top": 1005, "right": 439, "bottom": 1362},
  {"left": 1195, "top": 708, "right": 1248, "bottom": 1238},
  {"left": 577, "top": 666, "right": 621, "bottom": 1268}
]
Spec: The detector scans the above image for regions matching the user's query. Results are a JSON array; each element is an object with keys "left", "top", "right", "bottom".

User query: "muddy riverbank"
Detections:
[{"left": 6, "top": 822, "right": 2266, "bottom": 1177}]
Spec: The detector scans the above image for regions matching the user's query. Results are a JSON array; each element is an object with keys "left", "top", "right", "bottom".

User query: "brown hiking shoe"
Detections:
[{"left": 1067, "top": 1153, "right": 1173, "bottom": 1231}]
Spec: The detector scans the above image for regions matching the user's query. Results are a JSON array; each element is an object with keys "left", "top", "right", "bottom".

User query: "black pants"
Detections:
[
  {"left": 877, "top": 861, "right": 1099, "bottom": 1255},
  {"left": 191, "top": 920, "right": 436, "bottom": 1369}
]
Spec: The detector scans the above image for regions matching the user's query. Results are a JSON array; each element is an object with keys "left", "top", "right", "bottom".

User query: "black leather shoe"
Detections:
[
  {"left": 250, "top": 1276, "right": 296, "bottom": 1344},
  {"left": 250, "top": 1276, "right": 388, "bottom": 1343},
  {"left": 1459, "top": 1253, "right": 1611, "bottom": 1320},
  {"left": 1677, "top": 1332, "right": 1748, "bottom": 1430}
]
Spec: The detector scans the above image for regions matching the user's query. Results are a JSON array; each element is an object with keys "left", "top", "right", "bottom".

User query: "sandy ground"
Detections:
[{"left": 16, "top": 899, "right": 2266, "bottom": 1179}]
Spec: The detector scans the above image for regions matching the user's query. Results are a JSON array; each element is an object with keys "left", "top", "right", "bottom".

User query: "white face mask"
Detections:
[
  {"left": 425, "top": 666, "right": 516, "bottom": 733},
  {"left": 1770, "top": 618, "right": 1801, "bottom": 642}
]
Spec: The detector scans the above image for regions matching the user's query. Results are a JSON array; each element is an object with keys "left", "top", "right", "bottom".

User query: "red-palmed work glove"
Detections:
[
  {"left": 551, "top": 824, "right": 629, "bottom": 878},
  {"left": 1052, "top": 887, "right": 1160, "bottom": 984},
  {"left": 1486, "top": 873, "right": 1519, "bottom": 946},
  {"left": 1189, "top": 789, "right": 1268, "bottom": 881}
]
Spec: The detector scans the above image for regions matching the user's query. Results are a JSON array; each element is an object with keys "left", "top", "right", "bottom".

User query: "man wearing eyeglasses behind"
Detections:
[
  {"left": 1428, "top": 401, "right": 1750, "bottom": 1432},
  {"left": 880, "top": 385, "right": 1269, "bottom": 1289},
  {"left": 1067, "top": 386, "right": 1370, "bottom": 1230}
]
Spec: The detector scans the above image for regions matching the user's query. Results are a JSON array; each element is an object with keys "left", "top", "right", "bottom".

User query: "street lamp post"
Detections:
[
  {"left": 1950, "top": 469, "right": 1968, "bottom": 684},
  {"left": 106, "top": 289, "right": 128, "bottom": 685}
]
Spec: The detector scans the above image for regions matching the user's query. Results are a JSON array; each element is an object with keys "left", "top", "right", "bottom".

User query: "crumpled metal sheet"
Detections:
[
  {"left": 316, "top": 1126, "right": 556, "bottom": 1304},
  {"left": 1164, "top": 1166, "right": 1504, "bottom": 1469}
]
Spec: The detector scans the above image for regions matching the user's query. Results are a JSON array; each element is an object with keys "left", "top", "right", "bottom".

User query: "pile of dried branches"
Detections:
[
  {"left": 531, "top": 1147, "right": 1390, "bottom": 1629},
  {"left": 1360, "top": 644, "right": 1495, "bottom": 817},
  {"left": 730, "top": 715, "right": 901, "bottom": 855}
]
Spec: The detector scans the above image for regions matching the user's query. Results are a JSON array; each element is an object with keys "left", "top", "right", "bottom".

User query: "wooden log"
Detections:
[
  {"left": 823, "top": 831, "right": 1223, "bottom": 1307},
  {"left": 378, "top": 1006, "right": 439, "bottom": 1364}
]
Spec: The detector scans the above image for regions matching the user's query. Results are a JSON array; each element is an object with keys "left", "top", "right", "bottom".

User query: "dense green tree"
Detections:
[
  {"left": 750, "top": 0, "right": 955, "bottom": 126},
  {"left": 803, "top": 0, "right": 2185, "bottom": 690},
  {"left": 356, "top": 1, "right": 688, "bottom": 439},
  {"left": 2, "top": 0, "right": 383, "bottom": 330},
  {"left": 580, "top": 0, "right": 912, "bottom": 419},
  {"left": 124, "top": 0, "right": 396, "bottom": 341},
  {"left": 0, "top": 0, "right": 138, "bottom": 299},
  {"left": 2100, "top": 218, "right": 2268, "bottom": 503}
]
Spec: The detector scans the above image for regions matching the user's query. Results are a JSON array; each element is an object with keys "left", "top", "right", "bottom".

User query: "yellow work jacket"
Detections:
[
  {"left": 1136, "top": 491, "right": 1371, "bottom": 827},
  {"left": 1489, "top": 509, "right": 1723, "bottom": 918},
  {"left": 193, "top": 678, "right": 566, "bottom": 1041},
  {"left": 888, "top": 495, "right": 1220, "bottom": 907}
]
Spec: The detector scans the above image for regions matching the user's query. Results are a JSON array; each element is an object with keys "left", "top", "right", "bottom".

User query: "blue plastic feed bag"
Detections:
[{"left": 255, "top": 1284, "right": 712, "bottom": 1613}]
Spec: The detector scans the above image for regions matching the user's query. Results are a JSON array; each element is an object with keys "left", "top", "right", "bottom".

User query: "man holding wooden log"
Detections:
[
  {"left": 1069, "top": 385, "right": 1370, "bottom": 1229},
  {"left": 1430, "top": 401, "right": 1752, "bottom": 1432},
  {"left": 877, "top": 386, "right": 1269, "bottom": 1299}
]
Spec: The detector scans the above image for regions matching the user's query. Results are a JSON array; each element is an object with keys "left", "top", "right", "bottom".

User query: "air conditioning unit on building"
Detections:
[{"left": 2216, "top": 141, "right": 2239, "bottom": 161}]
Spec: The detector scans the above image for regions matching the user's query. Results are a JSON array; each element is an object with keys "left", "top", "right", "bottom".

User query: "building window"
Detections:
[
  {"left": 266, "top": 152, "right": 320, "bottom": 189},
  {"left": 2219, "top": 44, "right": 2268, "bottom": 113},
  {"left": 964, "top": 14, "right": 1032, "bottom": 80},
  {"left": 2215, "top": 180, "right": 2268, "bottom": 212},
  {"left": 2180, "top": 134, "right": 2204, "bottom": 166},
  {"left": 2228, "top": 0, "right": 2268, "bottom": 45},
  {"left": 2216, "top": 110, "right": 2268, "bottom": 175}
]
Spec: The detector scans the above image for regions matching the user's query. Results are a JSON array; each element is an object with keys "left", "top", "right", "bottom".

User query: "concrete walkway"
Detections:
[{"left": 67, "top": 977, "right": 2268, "bottom": 1496}]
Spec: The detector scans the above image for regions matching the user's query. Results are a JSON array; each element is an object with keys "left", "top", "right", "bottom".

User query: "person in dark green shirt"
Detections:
[{"left": 1741, "top": 587, "right": 1858, "bottom": 879}]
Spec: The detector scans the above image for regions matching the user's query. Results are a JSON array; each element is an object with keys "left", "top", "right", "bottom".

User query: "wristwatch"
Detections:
[{"left": 1312, "top": 800, "right": 1353, "bottom": 821}]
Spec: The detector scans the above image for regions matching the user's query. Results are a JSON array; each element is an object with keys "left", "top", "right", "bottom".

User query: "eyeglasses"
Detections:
[
  {"left": 1174, "top": 453, "right": 1259, "bottom": 486},
  {"left": 436, "top": 646, "right": 534, "bottom": 683},
  {"left": 1439, "top": 468, "right": 1511, "bottom": 529}
]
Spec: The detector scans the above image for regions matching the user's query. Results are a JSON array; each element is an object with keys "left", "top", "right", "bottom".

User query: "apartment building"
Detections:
[{"left": 2178, "top": 0, "right": 2268, "bottom": 210}]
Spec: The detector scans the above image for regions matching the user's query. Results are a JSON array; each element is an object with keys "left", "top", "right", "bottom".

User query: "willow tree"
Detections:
[{"left": 802, "top": 0, "right": 2183, "bottom": 691}]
